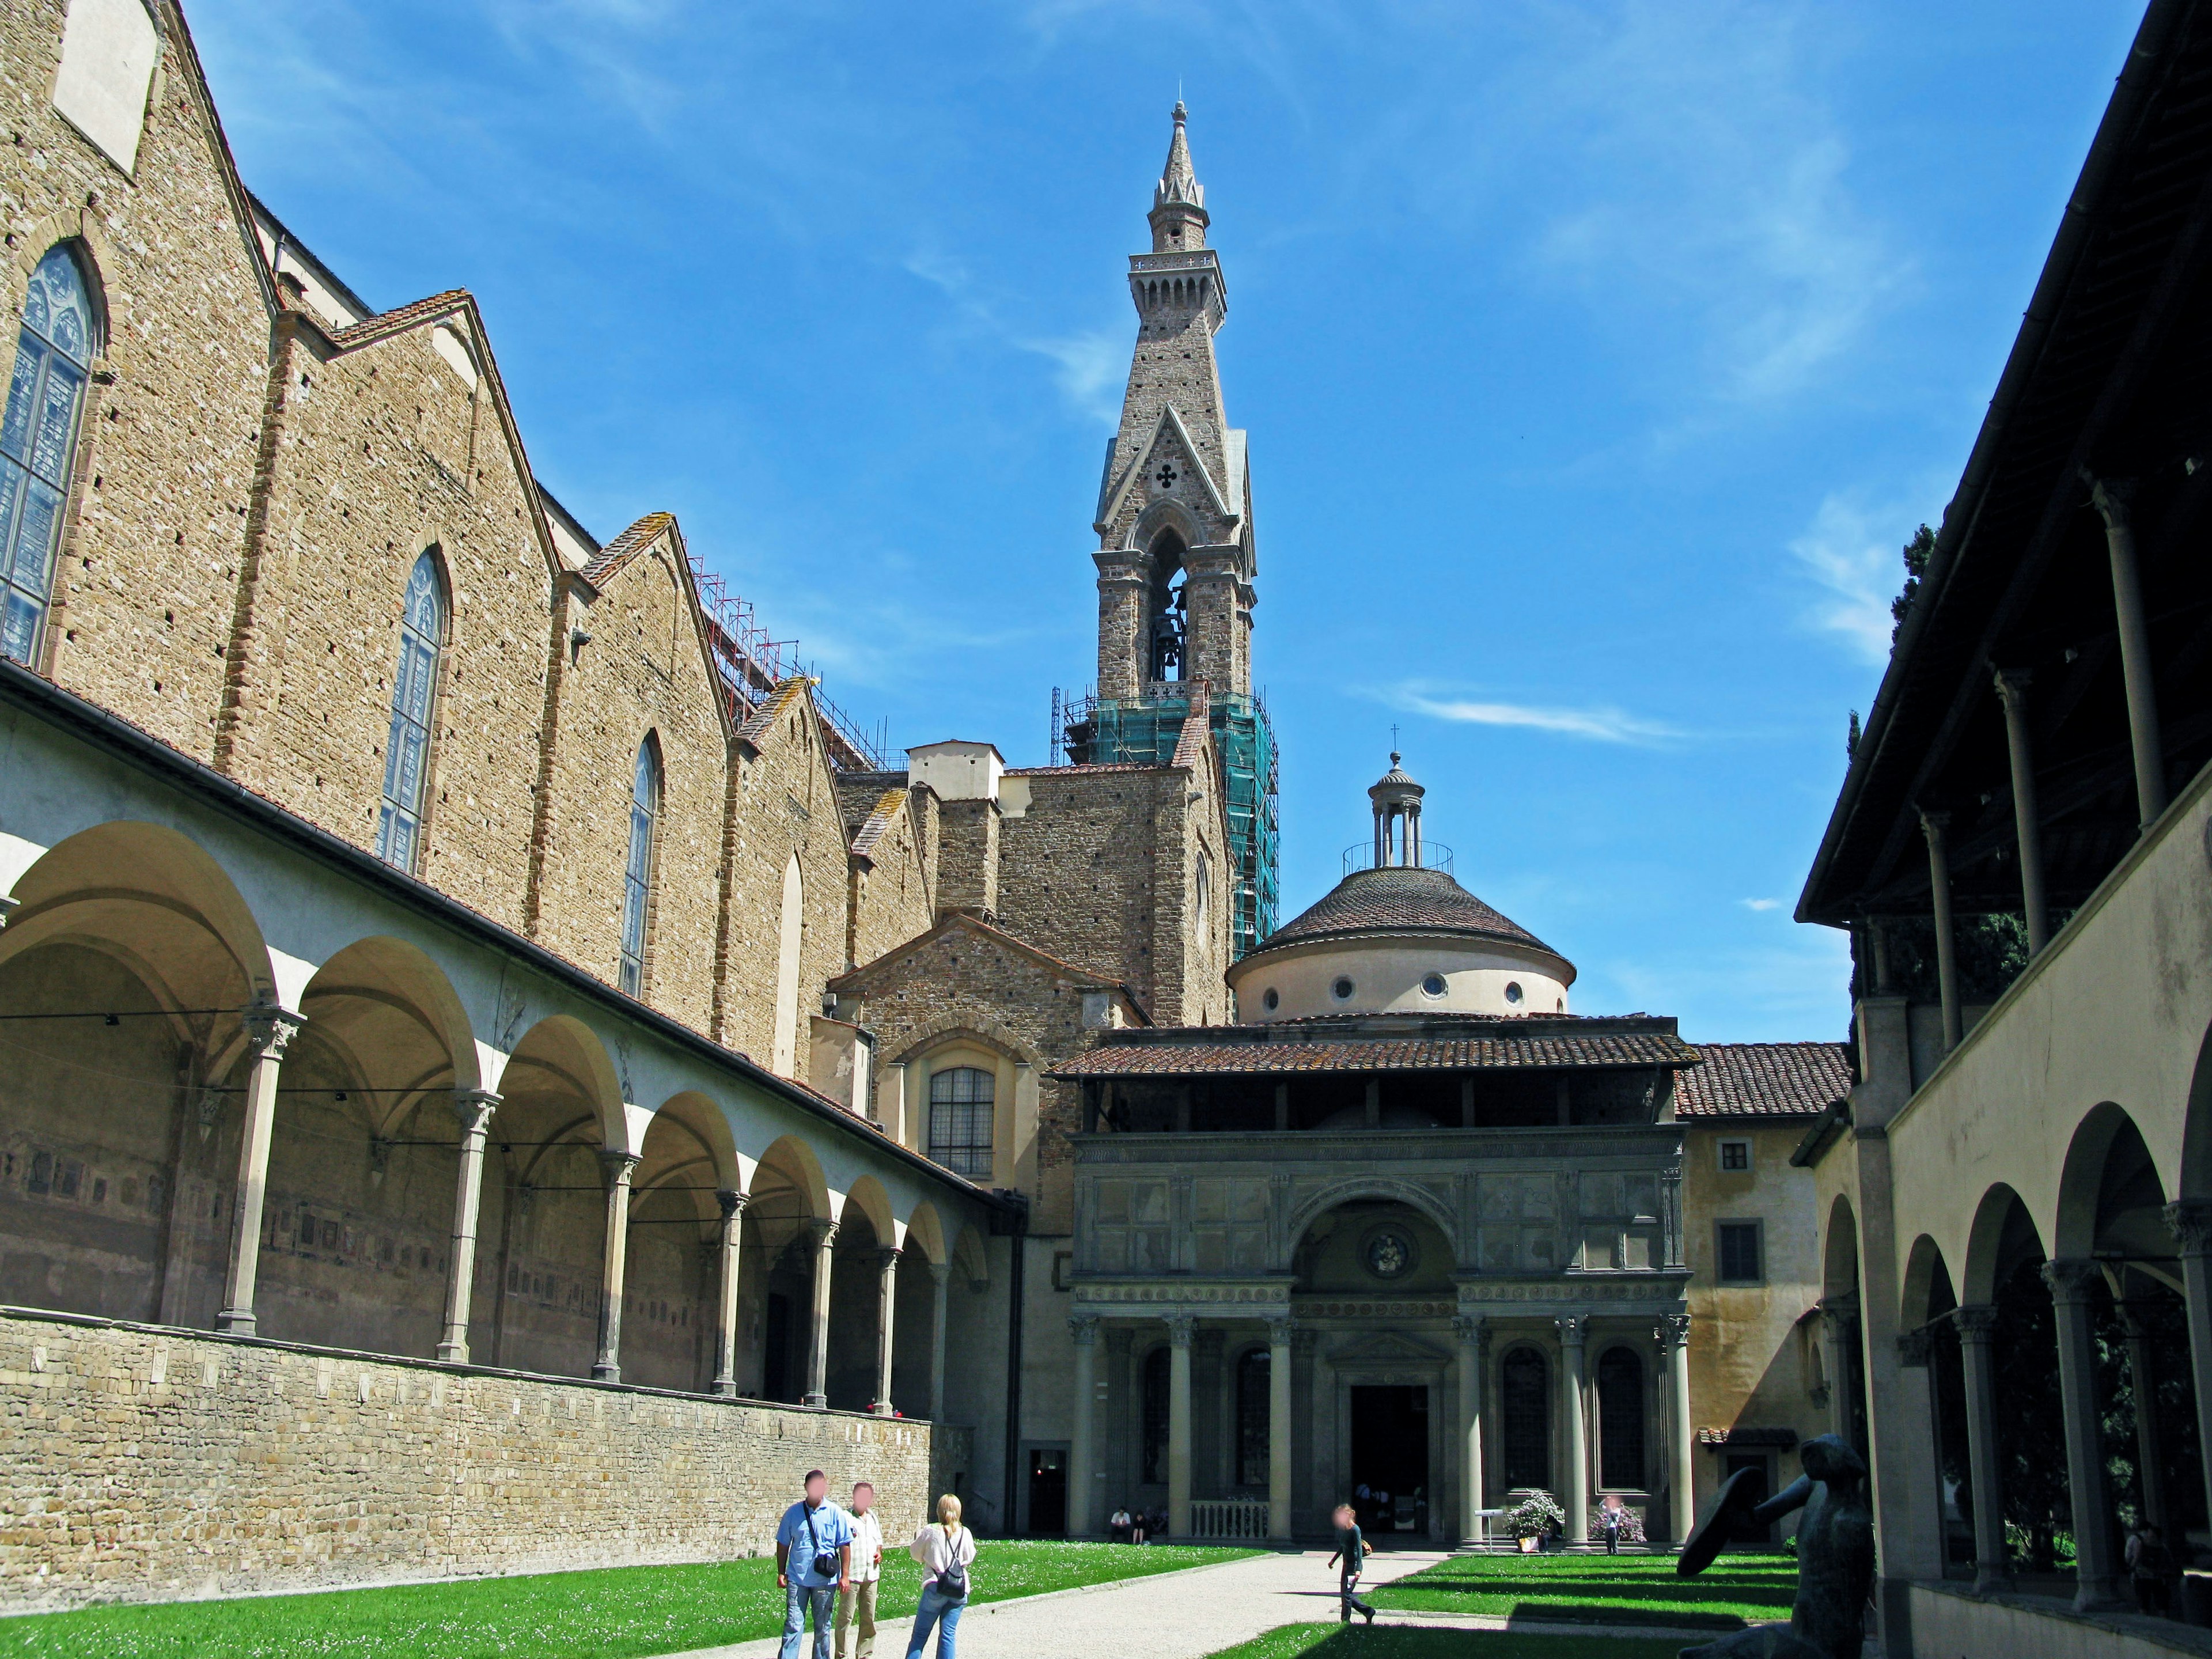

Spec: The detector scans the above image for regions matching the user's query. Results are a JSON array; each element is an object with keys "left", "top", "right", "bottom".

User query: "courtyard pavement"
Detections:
[{"left": 648, "top": 1547, "right": 1717, "bottom": 1659}]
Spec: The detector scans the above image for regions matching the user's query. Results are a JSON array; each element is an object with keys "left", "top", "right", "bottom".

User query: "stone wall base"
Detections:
[
  {"left": 1907, "top": 1581, "right": 2212, "bottom": 1658},
  {"left": 0, "top": 1307, "right": 933, "bottom": 1611}
]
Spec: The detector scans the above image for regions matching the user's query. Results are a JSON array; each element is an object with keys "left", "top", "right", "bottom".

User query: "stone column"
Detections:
[
  {"left": 1455, "top": 1313, "right": 1488, "bottom": 1542},
  {"left": 2118, "top": 1293, "right": 2170, "bottom": 1537},
  {"left": 2086, "top": 475, "right": 2168, "bottom": 828},
  {"left": 1994, "top": 671, "right": 2051, "bottom": 953},
  {"left": 437, "top": 1088, "right": 501, "bottom": 1362},
  {"left": 215, "top": 1006, "right": 303, "bottom": 1336},
  {"left": 1168, "top": 1313, "right": 1195, "bottom": 1537},
  {"left": 927, "top": 1259, "right": 950, "bottom": 1422},
  {"left": 2042, "top": 1259, "right": 2123, "bottom": 1609},
  {"left": 1953, "top": 1305, "right": 2008, "bottom": 1591},
  {"left": 1069, "top": 1313, "right": 1100, "bottom": 1537},
  {"left": 593, "top": 1150, "right": 639, "bottom": 1382},
  {"left": 1920, "top": 810, "right": 1963, "bottom": 1052},
  {"left": 1820, "top": 1296, "right": 1860, "bottom": 1445},
  {"left": 1558, "top": 1316, "right": 1590, "bottom": 1544},
  {"left": 802, "top": 1218, "right": 839, "bottom": 1409},
  {"left": 2166, "top": 1200, "right": 2212, "bottom": 1545},
  {"left": 712, "top": 1189, "right": 747, "bottom": 1396},
  {"left": 1268, "top": 1313, "right": 1294, "bottom": 1540},
  {"left": 1658, "top": 1313, "right": 1695, "bottom": 1543},
  {"left": 872, "top": 1247, "right": 901, "bottom": 1414}
]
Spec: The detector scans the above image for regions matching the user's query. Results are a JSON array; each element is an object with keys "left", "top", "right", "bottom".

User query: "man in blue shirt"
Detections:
[{"left": 776, "top": 1469, "right": 854, "bottom": 1659}]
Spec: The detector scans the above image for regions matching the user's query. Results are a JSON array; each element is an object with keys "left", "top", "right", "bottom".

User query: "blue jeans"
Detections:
[
  {"left": 782, "top": 1580, "right": 836, "bottom": 1659},
  {"left": 904, "top": 1582, "right": 965, "bottom": 1657}
]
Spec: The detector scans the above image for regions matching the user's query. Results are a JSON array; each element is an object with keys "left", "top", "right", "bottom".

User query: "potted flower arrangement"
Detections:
[{"left": 1503, "top": 1490, "right": 1566, "bottom": 1552}]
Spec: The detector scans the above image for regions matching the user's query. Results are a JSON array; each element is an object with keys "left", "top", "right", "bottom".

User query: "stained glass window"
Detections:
[
  {"left": 927, "top": 1065, "right": 995, "bottom": 1178},
  {"left": 374, "top": 552, "right": 445, "bottom": 872},
  {"left": 619, "top": 737, "right": 661, "bottom": 995},
  {"left": 1, "top": 247, "right": 95, "bottom": 666}
]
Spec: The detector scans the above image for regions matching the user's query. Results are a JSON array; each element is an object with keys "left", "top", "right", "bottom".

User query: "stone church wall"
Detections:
[{"left": 0, "top": 1308, "right": 933, "bottom": 1611}]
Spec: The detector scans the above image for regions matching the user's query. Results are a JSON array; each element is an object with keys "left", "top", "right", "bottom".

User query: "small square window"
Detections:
[
  {"left": 1719, "top": 1139, "right": 1751, "bottom": 1173},
  {"left": 1717, "top": 1221, "right": 1763, "bottom": 1285}
]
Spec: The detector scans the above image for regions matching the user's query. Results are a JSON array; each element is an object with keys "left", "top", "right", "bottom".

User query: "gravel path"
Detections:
[{"left": 650, "top": 1547, "right": 1455, "bottom": 1659}]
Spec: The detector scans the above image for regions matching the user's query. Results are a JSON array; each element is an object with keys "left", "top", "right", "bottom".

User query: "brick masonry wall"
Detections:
[{"left": 0, "top": 1309, "right": 933, "bottom": 1610}]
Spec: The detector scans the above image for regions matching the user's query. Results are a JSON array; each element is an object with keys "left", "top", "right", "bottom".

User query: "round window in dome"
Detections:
[
  {"left": 1504, "top": 981, "right": 1524, "bottom": 1005},
  {"left": 1263, "top": 987, "right": 1280, "bottom": 1012},
  {"left": 1421, "top": 972, "right": 1447, "bottom": 998},
  {"left": 1332, "top": 976, "right": 1356, "bottom": 1002}
]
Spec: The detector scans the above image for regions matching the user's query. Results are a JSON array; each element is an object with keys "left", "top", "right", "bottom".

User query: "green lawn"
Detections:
[
  {"left": 1, "top": 1541, "right": 1258, "bottom": 1659},
  {"left": 1206, "top": 1627, "right": 1691, "bottom": 1659},
  {"left": 1365, "top": 1549, "right": 1796, "bottom": 1631}
]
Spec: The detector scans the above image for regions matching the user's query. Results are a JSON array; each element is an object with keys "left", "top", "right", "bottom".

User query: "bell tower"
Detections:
[
  {"left": 1093, "top": 102, "right": 1256, "bottom": 700},
  {"left": 1060, "top": 103, "right": 1278, "bottom": 963}
]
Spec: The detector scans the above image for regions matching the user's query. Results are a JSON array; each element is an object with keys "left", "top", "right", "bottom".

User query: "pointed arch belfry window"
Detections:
[
  {"left": 1, "top": 247, "right": 96, "bottom": 666},
  {"left": 620, "top": 735, "right": 662, "bottom": 995},
  {"left": 374, "top": 551, "right": 446, "bottom": 872}
]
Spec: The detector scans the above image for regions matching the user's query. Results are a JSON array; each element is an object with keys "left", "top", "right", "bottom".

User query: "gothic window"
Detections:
[
  {"left": 1142, "top": 1346, "right": 1171, "bottom": 1484},
  {"left": 927, "top": 1066, "right": 995, "bottom": 1179},
  {"left": 374, "top": 551, "right": 446, "bottom": 870},
  {"left": 1499, "top": 1346, "right": 1550, "bottom": 1490},
  {"left": 1235, "top": 1347, "right": 1270, "bottom": 1487},
  {"left": 0, "top": 247, "right": 96, "bottom": 666},
  {"left": 619, "top": 735, "right": 661, "bottom": 995},
  {"left": 1195, "top": 849, "right": 1211, "bottom": 934},
  {"left": 1597, "top": 1347, "right": 1646, "bottom": 1490}
]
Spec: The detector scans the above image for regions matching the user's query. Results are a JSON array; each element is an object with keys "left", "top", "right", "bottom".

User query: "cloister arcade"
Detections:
[{"left": 0, "top": 815, "right": 994, "bottom": 1418}]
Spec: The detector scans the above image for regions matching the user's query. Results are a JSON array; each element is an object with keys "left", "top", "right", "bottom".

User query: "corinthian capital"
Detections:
[{"left": 2168, "top": 1199, "right": 2212, "bottom": 1254}]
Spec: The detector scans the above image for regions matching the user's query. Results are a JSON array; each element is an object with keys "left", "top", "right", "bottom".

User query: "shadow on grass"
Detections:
[{"left": 1206, "top": 1625, "right": 1690, "bottom": 1659}]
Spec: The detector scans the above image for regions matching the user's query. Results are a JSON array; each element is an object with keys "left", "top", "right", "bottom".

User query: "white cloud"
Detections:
[
  {"left": 1740, "top": 897, "right": 1782, "bottom": 912},
  {"left": 1787, "top": 491, "right": 1912, "bottom": 665},
  {"left": 1389, "top": 685, "right": 1682, "bottom": 746},
  {"left": 1017, "top": 329, "right": 1125, "bottom": 426}
]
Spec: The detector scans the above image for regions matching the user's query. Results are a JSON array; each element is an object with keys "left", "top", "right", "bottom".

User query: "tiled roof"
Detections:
[
  {"left": 733, "top": 679, "right": 809, "bottom": 749},
  {"left": 324, "top": 289, "right": 471, "bottom": 348},
  {"left": 849, "top": 788, "right": 908, "bottom": 862},
  {"left": 1003, "top": 762, "right": 1165, "bottom": 778},
  {"left": 582, "top": 511, "right": 673, "bottom": 585},
  {"left": 1253, "top": 866, "right": 1554, "bottom": 957},
  {"left": 1674, "top": 1042, "right": 1851, "bottom": 1119},
  {"left": 1054, "top": 1026, "right": 1698, "bottom": 1078},
  {"left": 1171, "top": 681, "right": 1211, "bottom": 770}
]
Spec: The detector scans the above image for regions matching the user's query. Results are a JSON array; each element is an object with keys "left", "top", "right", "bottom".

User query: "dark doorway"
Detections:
[
  {"left": 1350, "top": 1384, "right": 1429, "bottom": 1536},
  {"left": 763, "top": 1291, "right": 792, "bottom": 1402},
  {"left": 1028, "top": 1447, "right": 1067, "bottom": 1536},
  {"left": 1724, "top": 1453, "right": 1774, "bottom": 1542}
]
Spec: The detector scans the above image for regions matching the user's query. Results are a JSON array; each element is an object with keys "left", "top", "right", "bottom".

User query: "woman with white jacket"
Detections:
[{"left": 904, "top": 1495, "right": 976, "bottom": 1658}]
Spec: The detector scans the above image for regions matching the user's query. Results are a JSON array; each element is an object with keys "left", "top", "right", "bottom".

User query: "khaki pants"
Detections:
[{"left": 834, "top": 1577, "right": 877, "bottom": 1659}]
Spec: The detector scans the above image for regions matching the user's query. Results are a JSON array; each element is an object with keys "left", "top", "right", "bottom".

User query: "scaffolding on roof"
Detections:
[
  {"left": 687, "top": 551, "right": 889, "bottom": 772},
  {"left": 1052, "top": 682, "right": 1279, "bottom": 959}
]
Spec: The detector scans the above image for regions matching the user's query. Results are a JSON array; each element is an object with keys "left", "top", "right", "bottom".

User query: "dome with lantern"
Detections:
[{"left": 1225, "top": 753, "right": 1575, "bottom": 1022}]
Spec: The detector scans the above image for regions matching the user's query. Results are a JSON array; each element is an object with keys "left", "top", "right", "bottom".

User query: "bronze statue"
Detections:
[{"left": 1676, "top": 1434, "right": 1875, "bottom": 1659}]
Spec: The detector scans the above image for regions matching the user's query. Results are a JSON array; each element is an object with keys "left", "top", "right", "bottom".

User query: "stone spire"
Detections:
[
  {"left": 1150, "top": 101, "right": 1208, "bottom": 252},
  {"left": 1093, "top": 100, "right": 1255, "bottom": 701}
]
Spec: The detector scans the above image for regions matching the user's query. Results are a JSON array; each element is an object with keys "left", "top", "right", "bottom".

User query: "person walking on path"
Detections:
[
  {"left": 904, "top": 1493, "right": 976, "bottom": 1658},
  {"left": 2128, "top": 1522, "right": 2177, "bottom": 1617},
  {"left": 835, "top": 1480, "right": 884, "bottom": 1659},
  {"left": 776, "top": 1469, "right": 854, "bottom": 1659},
  {"left": 1327, "top": 1502, "right": 1377, "bottom": 1626}
]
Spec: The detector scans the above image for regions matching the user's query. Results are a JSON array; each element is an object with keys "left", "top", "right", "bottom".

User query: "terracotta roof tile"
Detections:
[
  {"left": 1054, "top": 1027, "right": 1697, "bottom": 1078},
  {"left": 324, "top": 289, "right": 471, "bottom": 348},
  {"left": 849, "top": 788, "right": 908, "bottom": 861},
  {"left": 1003, "top": 762, "right": 1165, "bottom": 778},
  {"left": 581, "top": 511, "right": 673, "bottom": 585},
  {"left": 1674, "top": 1042, "right": 1851, "bottom": 1119},
  {"left": 1253, "top": 866, "right": 1554, "bottom": 957}
]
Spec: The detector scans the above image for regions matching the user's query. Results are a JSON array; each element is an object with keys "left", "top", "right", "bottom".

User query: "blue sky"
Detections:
[{"left": 185, "top": 1, "right": 2145, "bottom": 1043}]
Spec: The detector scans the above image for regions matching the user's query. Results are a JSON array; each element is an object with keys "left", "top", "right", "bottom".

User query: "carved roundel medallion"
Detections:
[{"left": 1363, "top": 1225, "right": 1416, "bottom": 1282}]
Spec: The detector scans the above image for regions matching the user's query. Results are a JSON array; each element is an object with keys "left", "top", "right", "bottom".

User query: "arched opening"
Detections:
[
  {"left": 375, "top": 549, "right": 449, "bottom": 873},
  {"left": 891, "top": 1205, "right": 945, "bottom": 1417},
  {"left": 1291, "top": 1196, "right": 1453, "bottom": 1296},
  {"left": 771, "top": 853, "right": 804, "bottom": 1077},
  {"left": 0, "top": 823, "right": 270, "bottom": 1327},
  {"left": 1499, "top": 1345, "right": 1550, "bottom": 1491},
  {"left": 1821, "top": 1196, "right": 1869, "bottom": 1456},
  {"left": 252, "top": 938, "right": 475, "bottom": 1358},
  {"left": 622, "top": 1094, "right": 729, "bottom": 1392},
  {"left": 827, "top": 1177, "right": 897, "bottom": 1411},
  {"left": 738, "top": 1135, "right": 828, "bottom": 1403},
  {"left": 1595, "top": 1346, "right": 1646, "bottom": 1492},
  {"left": 1, "top": 242, "right": 100, "bottom": 668},
  {"left": 1145, "top": 528, "right": 1187, "bottom": 683},
  {"left": 482, "top": 1016, "right": 622, "bottom": 1377},
  {"left": 1961, "top": 1184, "right": 2069, "bottom": 1582}
]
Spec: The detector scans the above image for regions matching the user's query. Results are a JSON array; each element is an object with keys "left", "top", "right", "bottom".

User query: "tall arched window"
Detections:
[
  {"left": 619, "top": 736, "right": 661, "bottom": 995},
  {"left": 1235, "top": 1347, "right": 1271, "bottom": 1487},
  {"left": 1500, "top": 1346, "right": 1550, "bottom": 1490},
  {"left": 374, "top": 551, "right": 445, "bottom": 871},
  {"left": 1597, "top": 1347, "right": 1646, "bottom": 1490},
  {"left": 1142, "top": 1346, "right": 1171, "bottom": 1484},
  {"left": 771, "top": 853, "right": 804, "bottom": 1075},
  {"left": 927, "top": 1066, "right": 995, "bottom": 1179},
  {"left": 0, "top": 247, "right": 96, "bottom": 666}
]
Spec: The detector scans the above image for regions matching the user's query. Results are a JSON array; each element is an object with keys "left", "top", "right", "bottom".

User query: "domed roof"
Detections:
[{"left": 1249, "top": 864, "right": 1557, "bottom": 959}]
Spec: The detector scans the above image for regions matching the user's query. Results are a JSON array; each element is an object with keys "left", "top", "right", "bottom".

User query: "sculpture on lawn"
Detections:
[{"left": 1675, "top": 1433, "right": 1876, "bottom": 1659}]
